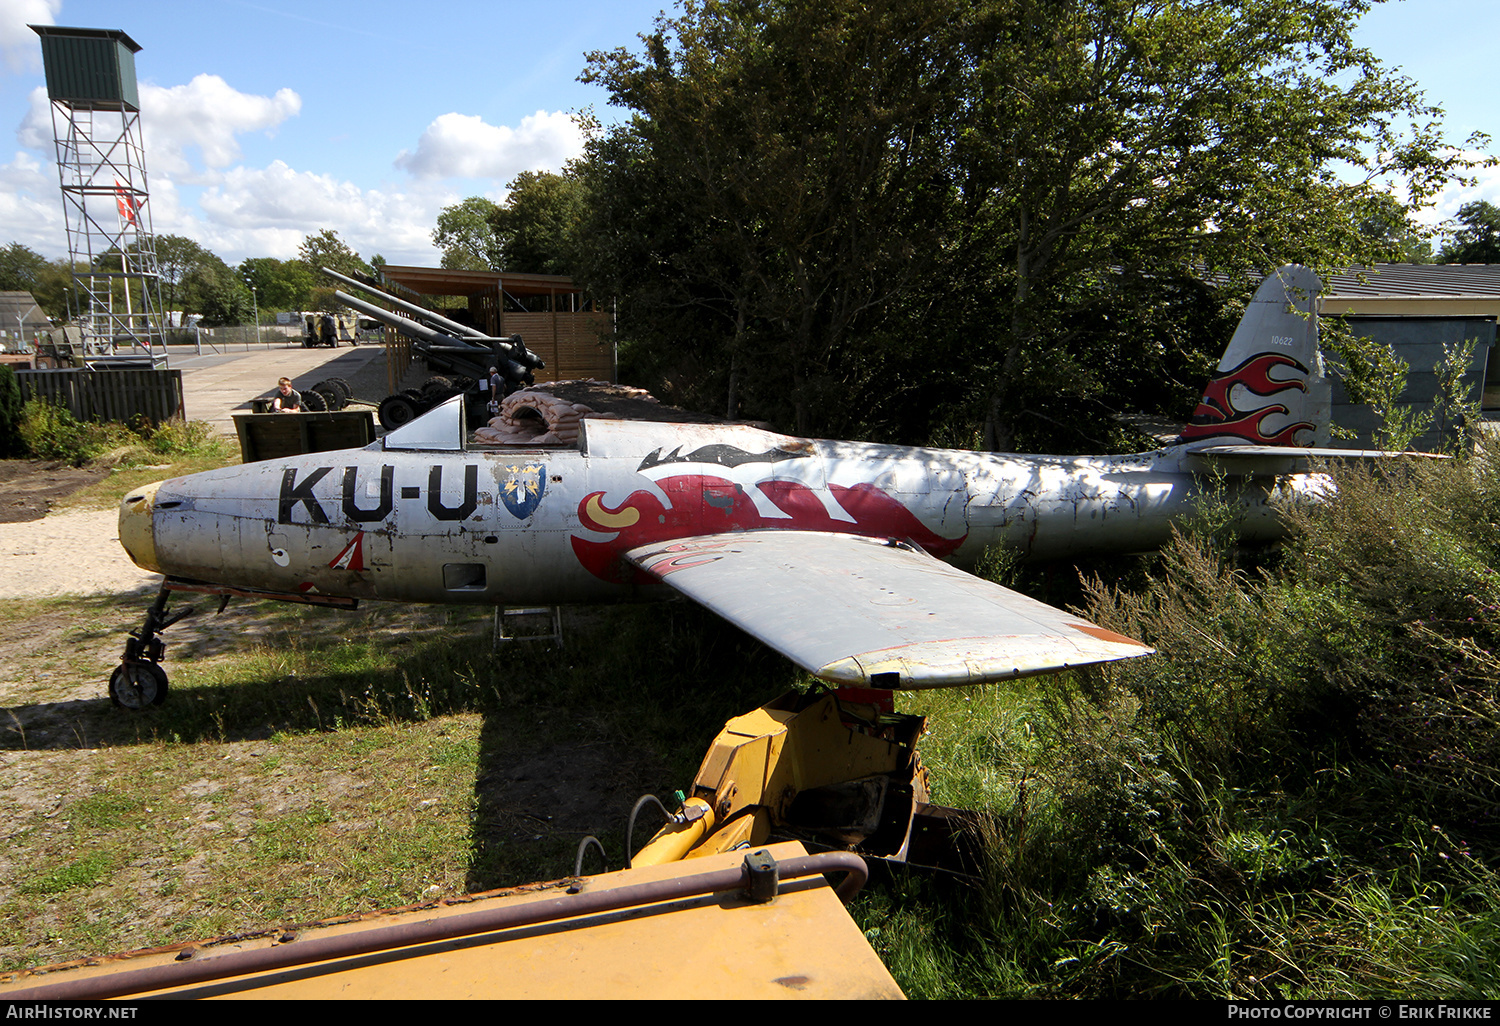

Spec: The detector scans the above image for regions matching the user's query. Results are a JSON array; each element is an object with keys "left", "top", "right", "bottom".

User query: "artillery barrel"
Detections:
[
  {"left": 322, "top": 267, "right": 489, "bottom": 340},
  {"left": 333, "top": 290, "right": 526, "bottom": 361}
]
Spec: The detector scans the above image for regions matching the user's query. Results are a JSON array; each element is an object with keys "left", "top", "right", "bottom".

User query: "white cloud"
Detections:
[
  {"left": 200, "top": 161, "right": 369, "bottom": 227},
  {"left": 18, "top": 84, "right": 50, "bottom": 148},
  {"left": 138, "top": 75, "right": 300, "bottom": 180},
  {"left": 7, "top": 67, "right": 582, "bottom": 267},
  {"left": 0, "top": 149, "right": 59, "bottom": 254},
  {"left": 195, "top": 161, "right": 442, "bottom": 264},
  {"left": 18, "top": 76, "right": 299, "bottom": 179},
  {"left": 394, "top": 110, "right": 583, "bottom": 181},
  {"left": 0, "top": 0, "right": 59, "bottom": 74},
  {"left": 1424, "top": 154, "right": 1500, "bottom": 227},
  {"left": 16, "top": 73, "right": 303, "bottom": 193}
]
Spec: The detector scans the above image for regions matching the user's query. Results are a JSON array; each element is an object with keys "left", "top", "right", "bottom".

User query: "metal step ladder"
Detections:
[{"left": 493, "top": 606, "right": 564, "bottom": 650}]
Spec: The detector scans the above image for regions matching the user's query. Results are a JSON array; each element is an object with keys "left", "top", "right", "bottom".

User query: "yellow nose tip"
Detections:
[{"left": 119, "top": 481, "right": 162, "bottom": 573}]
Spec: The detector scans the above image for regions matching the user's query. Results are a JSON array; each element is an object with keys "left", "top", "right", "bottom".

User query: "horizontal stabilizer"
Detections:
[
  {"left": 626, "top": 530, "right": 1152, "bottom": 689},
  {"left": 1187, "top": 443, "right": 1447, "bottom": 471}
]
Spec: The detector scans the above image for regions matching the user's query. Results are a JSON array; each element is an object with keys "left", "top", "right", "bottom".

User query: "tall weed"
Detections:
[
  {"left": 0, "top": 366, "right": 22, "bottom": 456},
  {"left": 1000, "top": 438, "right": 1500, "bottom": 995},
  {"left": 15, "top": 397, "right": 230, "bottom": 466}
]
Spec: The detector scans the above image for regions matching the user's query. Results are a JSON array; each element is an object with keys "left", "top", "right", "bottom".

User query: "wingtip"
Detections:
[{"left": 816, "top": 631, "right": 1153, "bottom": 690}]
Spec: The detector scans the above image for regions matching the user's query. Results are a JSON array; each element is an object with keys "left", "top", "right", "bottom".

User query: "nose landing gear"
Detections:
[{"left": 109, "top": 584, "right": 195, "bottom": 711}]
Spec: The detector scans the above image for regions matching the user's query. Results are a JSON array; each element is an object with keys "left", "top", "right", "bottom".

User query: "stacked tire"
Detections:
[{"left": 306, "top": 377, "right": 353, "bottom": 412}]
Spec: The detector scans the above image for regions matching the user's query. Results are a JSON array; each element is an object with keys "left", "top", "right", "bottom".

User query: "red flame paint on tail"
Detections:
[{"left": 1181, "top": 353, "right": 1312, "bottom": 444}]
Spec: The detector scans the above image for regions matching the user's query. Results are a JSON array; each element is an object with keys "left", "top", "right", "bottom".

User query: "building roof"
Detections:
[
  {"left": 379, "top": 265, "right": 583, "bottom": 298},
  {"left": 1323, "top": 263, "right": 1500, "bottom": 299},
  {"left": 29, "top": 25, "right": 142, "bottom": 52},
  {"left": 1321, "top": 264, "right": 1500, "bottom": 318},
  {"left": 0, "top": 292, "right": 52, "bottom": 330}
]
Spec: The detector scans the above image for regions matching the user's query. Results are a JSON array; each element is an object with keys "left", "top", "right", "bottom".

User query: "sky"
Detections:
[{"left": 2, "top": 0, "right": 1497, "bottom": 269}]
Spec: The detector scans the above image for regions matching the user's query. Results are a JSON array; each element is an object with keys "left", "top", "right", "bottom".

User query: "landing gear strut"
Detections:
[
  {"left": 110, "top": 584, "right": 195, "bottom": 711},
  {"left": 109, "top": 578, "right": 358, "bottom": 712}
]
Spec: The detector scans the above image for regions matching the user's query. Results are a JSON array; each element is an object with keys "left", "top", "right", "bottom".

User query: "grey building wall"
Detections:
[{"left": 1328, "top": 315, "right": 1496, "bottom": 451}]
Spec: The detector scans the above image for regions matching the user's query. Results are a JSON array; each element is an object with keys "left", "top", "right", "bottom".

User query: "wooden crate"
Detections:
[{"left": 233, "top": 411, "right": 376, "bottom": 463}]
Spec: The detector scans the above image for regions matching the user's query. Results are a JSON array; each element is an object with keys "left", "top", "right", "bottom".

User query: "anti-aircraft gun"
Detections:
[{"left": 319, "top": 267, "right": 545, "bottom": 428}]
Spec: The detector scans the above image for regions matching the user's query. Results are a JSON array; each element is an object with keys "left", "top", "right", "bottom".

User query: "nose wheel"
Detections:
[
  {"left": 110, "top": 582, "right": 195, "bottom": 712},
  {"left": 109, "top": 662, "right": 168, "bottom": 709}
]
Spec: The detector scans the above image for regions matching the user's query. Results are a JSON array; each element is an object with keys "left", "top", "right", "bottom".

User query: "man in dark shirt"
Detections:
[{"left": 273, "top": 377, "right": 301, "bottom": 412}]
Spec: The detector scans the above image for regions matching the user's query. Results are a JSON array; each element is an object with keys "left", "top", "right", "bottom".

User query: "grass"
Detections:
[
  {"left": 845, "top": 444, "right": 1500, "bottom": 999},
  {"left": 0, "top": 587, "right": 795, "bottom": 972},
  {"left": 58, "top": 452, "right": 240, "bottom": 514},
  {"left": 22, "top": 400, "right": 232, "bottom": 461}
]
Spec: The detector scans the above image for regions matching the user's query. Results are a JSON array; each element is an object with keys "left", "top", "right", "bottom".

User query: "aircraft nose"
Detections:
[{"left": 119, "top": 481, "right": 162, "bottom": 573}]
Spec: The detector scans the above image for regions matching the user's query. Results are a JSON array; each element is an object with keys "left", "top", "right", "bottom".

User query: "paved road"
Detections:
[{"left": 166, "top": 343, "right": 391, "bottom": 436}]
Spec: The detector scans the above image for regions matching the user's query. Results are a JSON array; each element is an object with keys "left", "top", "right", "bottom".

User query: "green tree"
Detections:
[
  {"left": 1438, "top": 200, "right": 1500, "bottom": 263},
  {"left": 0, "top": 242, "right": 50, "bottom": 294},
  {"left": 30, "top": 259, "right": 84, "bottom": 322},
  {"left": 0, "top": 248, "right": 88, "bottom": 322},
  {"left": 298, "top": 230, "right": 371, "bottom": 311},
  {"left": 948, "top": 0, "right": 1483, "bottom": 449},
  {"left": 1354, "top": 192, "right": 1434, "bottom": 263},
  {"left": 298, "top": 229, "right": 371, "bottom": 281},
  {"left": 581, "top": 0, "right": 955, "bottom": 432},
  {"left": 490, "top": 171, "right": 587, "bottom": 276},
  {"left": 433, "top": 197, "right": 504, "bottom": 270},
  {"left": 580, "top": 0, "right": 1489, "bottom": 447},
  {"left": 182, "top": 252, "right": 251, "bottom": 326},
  {"left": 239, "top": 257, "right": 315, "bottom": 311},
  {"left": 152, "top": 235, "right": 207, "bottom": 314}
]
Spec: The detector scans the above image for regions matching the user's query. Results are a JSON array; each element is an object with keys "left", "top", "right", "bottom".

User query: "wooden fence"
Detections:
[
  {"left": 17, "top": 367, "right": 184, "bottom": 425},
  {"left": 499, "top": 311, "right": 614, "bottom": 383}
]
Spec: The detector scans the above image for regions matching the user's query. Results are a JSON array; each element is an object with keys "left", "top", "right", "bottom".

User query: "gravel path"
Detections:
[{"left": 0, "top": 508, "right": 159, "bottom": 599}]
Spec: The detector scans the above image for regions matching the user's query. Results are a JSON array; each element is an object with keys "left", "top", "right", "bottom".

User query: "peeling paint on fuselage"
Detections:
[{"left": 134, "top": 418, "right": 1322, "bottom": 609}]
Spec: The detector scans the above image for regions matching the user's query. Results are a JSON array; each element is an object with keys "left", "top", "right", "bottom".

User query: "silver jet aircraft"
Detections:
[{"left": 113, "top": 265, "right": 1351, "bottom": 708}]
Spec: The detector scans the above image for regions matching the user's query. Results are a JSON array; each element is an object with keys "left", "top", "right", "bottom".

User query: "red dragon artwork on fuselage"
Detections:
[
  {"left": 1178, "top": 352, "right": 1312, "bottom": 446},
  {"left": 572, "top": 473, "right": 966, "bottom": 585}
]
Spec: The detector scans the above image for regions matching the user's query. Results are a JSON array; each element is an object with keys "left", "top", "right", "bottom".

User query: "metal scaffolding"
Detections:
[{"left": 34, "top": 25, "right": 166, "bottom": 367}]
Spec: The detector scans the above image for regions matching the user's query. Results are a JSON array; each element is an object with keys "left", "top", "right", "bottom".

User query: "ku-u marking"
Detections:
[{"left": 275, "top": 464, "right": 481, "bottom": 526}]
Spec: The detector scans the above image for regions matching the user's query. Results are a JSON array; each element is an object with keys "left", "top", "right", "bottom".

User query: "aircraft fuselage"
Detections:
[{"left": 120, "top": 418, "right": 1321, "bottom": 608}]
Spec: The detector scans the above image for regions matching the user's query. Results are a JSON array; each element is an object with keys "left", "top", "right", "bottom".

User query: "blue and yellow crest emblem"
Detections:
[{"left": 500, "top": 463, "right": 546, "bottom": 519}]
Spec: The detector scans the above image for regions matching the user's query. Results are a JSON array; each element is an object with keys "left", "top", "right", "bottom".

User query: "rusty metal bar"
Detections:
[{"left": 6, "top": 851, "right": 868, "bottom": 1000}]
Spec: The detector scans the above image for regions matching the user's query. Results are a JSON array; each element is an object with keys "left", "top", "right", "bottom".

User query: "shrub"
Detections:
[
  {"left": 137, "top": 416, "right": 232, "bottom": 459},
  {"left": 16, "top": 398, "right": 118, "bottom": 464},
  {"left": 0, "top": 366, "right": 21, "bottom": 456},
  {"left": 1083, "top": 444, "right": 1500, "bottom": 836},
  {"left": 16, "top": 398, "right": 230, "bottom": 466}
]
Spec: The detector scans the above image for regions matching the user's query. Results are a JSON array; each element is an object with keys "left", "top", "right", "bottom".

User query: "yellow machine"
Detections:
[
  {"left": 0, "top": 842, "right": 900, "bottom": 1000},
  {"left": 633, "top": 690, "right": 938, "bottom": 867},
  {"left": 302, "top": 312, "right": 357, "bottom": 347}
]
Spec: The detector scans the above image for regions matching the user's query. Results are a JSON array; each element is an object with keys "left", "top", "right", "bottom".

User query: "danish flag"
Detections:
[{"left": 114, "top": 180, "right": 139, "bottom": 226}]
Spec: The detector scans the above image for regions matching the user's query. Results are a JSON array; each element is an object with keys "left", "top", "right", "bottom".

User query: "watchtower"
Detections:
[{"left": 31, "top": 24, "right": 166, "bottom": 366}]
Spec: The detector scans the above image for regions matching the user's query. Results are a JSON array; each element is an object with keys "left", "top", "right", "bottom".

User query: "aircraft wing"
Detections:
[{"left": 624, "top": 530, "right": 1152, "bottom": 689}]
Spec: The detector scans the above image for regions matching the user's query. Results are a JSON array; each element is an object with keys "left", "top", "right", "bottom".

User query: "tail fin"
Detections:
[{"left": 1178, "top": 265, "right": 1329, "bottom": 448}]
